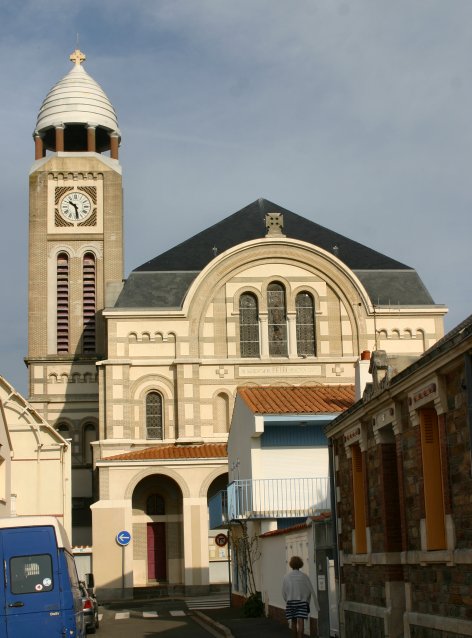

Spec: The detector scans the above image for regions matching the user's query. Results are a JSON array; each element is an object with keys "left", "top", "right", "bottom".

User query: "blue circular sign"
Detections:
[{"left": 116, "top": 530, "right": 131, "bottom": 546}]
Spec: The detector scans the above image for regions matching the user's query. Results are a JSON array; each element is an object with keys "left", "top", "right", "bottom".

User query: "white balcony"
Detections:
[{"left": 226, "top": 477, "right": 331, "bottom": 521}]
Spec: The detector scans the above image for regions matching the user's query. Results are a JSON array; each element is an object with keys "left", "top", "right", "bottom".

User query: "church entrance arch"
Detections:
[{"left": 132, "top": 475, "right": 183, "bottom": 587}]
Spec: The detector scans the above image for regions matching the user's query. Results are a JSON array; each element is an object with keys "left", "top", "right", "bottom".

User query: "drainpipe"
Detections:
[{"left": 328, "top": 440, "right": 339, "bottom": 582}]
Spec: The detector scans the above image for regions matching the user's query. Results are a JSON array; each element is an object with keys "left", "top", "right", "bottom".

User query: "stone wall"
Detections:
[
  {"left": 345, "top": 610, "right": 385, "bottom": 637},
  {"left": 329, "top": 343, "right": 472, "bottom": 638}
]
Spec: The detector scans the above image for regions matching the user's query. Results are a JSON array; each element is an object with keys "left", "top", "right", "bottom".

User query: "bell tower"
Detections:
[{"left": 26, "top": 50, "right": 124, "bottom": 544}]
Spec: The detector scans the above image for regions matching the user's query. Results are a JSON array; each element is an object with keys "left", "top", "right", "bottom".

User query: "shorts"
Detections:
[{"left": 285, "top": 600, "right": 310, "bottom": 620}]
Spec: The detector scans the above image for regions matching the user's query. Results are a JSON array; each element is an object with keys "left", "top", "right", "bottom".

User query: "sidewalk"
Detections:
[{"left": 196, "top": 606, "right": 292, "bottom": 638}]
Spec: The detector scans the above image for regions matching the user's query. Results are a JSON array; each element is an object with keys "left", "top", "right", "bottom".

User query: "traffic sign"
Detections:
[
  {"left": 215, "top": 533, "right": 228, "bottom": 547},
  {"left": 116, "top": 530, "right": 131, "bottom": 546}
]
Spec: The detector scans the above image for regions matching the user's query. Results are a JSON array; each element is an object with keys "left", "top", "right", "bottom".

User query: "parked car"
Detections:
[{"left": 79, "top": 581, "right": 99, "bottom": 633}]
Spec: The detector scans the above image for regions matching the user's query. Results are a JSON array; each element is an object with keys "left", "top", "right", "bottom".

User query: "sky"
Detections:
[{"left": 0, "top": 0, "right": 471, "bottom": 395}]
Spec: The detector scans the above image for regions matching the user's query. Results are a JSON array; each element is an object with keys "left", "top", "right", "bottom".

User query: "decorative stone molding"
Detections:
[
  {"left": 265, "top": 212, "right": 285, "bottom": 237},
  {"left": 343, "top": 422, "right": 367, "bottom": 455},
  {"left": 372, "top": 403, "right": 399, "bottom": 443},
  {"left": 408, "top": 374, "right": 446, "bottom": 421}
]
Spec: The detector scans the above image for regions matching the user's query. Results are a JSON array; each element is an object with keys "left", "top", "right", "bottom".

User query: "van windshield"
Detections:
[{"left": 10, "top": 554, "right": 54, "bottom": 594}]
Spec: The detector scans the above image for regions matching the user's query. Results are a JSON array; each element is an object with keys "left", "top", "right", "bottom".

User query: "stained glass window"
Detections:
[
  {"left": 239, "top": 293, "right": 260, "bottom": 357},
  {"left": 296, "top": 292, "right": 316, "bottom": 356},
  {"left": 268, "top": 282, "right": 288, "bottom": 356},
  {"left": 146, "top": 392, "right": 163, "bottom": 439}
]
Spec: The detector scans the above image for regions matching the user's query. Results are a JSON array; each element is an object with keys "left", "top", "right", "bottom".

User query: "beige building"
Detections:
[
  {"left": 26, "top": 51, "right": 447, "bottom": 599},
  {"left": 0, "top": 376, "right": 72, "bottom": 536}
]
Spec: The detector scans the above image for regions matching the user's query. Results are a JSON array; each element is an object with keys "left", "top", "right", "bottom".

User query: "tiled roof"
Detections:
[
  {"left": 102, "top": 443, "right": 227, "bottom": 462},
  {"left": 238, "top": 385, "right": 355, "bottom": 414}
]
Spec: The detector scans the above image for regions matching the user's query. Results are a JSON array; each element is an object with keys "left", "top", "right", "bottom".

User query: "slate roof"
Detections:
[
  {"left": 115, "top": 198, "right": 436, "bottom": 309},
  {"left": 101, "top": 442, "right": 227, "bottom": 462},
  {"left": 135, "top": 198, "right": 407, "bottom": 272},
  {"left": 238, "top": 385, "right": 355, "bottom": 414}
]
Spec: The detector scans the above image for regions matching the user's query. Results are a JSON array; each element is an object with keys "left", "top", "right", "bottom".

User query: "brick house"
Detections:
[{"left": 326, "top": 315, "right": 472, "bottom": 638}]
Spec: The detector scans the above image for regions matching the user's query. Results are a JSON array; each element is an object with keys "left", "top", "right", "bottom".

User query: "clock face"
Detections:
[{"left": 60, "top": 192, "right": 92, "bottom": 221}]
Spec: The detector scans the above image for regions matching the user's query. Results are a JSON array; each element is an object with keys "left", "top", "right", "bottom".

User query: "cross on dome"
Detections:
[{"left": 70, "top": 48, "right": 86, "bottom": 65}]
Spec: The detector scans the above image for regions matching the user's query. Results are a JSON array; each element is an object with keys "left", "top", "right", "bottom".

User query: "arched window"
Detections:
[
  {"left": 146, "top": 392, "right": 163, "bottom": 439},
  {"left": 55, "top": 422, "right": 71, "bottom": 439},
  {"left": 57, "top": 253, "right": 69, "bottom": 353},
  {"left": 82, "top": 252, "right": 96, "bottom": 353},
  {"left": 83, "top": 423, "right": 96, "bottom": 465},
  {"left": 296, "top": 292, "right": 316, "bottom": 356},
  {"left": 215, "top": 393, "right": 230, "bottom": 433},
  {"left": 239, "top": 293, "right": 260, "bottom": 358},
  {"left": 146, "top": 494, "right": 165, "bottom": 515},
  {"left": 267, "top": 282, "right": 287, "bottom": 356}
]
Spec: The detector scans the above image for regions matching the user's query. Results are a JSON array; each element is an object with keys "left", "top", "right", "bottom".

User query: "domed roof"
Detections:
[{"left": 35, "top": 50, "right": 120, "bottom": 138}]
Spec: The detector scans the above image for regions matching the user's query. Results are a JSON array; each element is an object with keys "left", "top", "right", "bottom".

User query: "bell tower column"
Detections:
[{"left": 26, "top": 50, "right": 123, "bottom": 545}]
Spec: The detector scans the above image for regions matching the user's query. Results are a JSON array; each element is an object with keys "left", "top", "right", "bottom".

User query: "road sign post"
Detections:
[
  {"left": 116, "top": 530, "right": 131, "bottom": 595},
  {"left": 116, "top": 530, "right": 131, "bottom": 546}
]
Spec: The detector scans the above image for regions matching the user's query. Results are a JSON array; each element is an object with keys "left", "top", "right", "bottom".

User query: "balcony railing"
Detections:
[{"left": 209, "top": 477, "right": 331, "bottom": 527}]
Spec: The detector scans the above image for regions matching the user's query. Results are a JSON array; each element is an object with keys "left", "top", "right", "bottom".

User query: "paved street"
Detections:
[
  {"left": 95, "top": 606, "right": 218, "bottom": 637},
  {"left": 94, "top": 595, "right": 227, "bottom": 637}
]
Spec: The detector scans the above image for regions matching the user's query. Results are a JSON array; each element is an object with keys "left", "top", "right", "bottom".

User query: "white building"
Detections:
[{"left": 0, "top": 376, "right": 72, "bottom": 536}]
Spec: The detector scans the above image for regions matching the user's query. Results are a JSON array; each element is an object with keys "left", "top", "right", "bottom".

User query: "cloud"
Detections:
[{"left": 0, "top": 0, "right": 471, "bottom": 393}]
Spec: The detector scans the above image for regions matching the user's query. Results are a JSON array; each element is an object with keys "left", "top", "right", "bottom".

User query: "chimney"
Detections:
[
  {"left": 369, "top": 350, "right": 390, "bottom": 392},
  {"left": 355, "top": 350, "right": 372, "bottom": 400}
]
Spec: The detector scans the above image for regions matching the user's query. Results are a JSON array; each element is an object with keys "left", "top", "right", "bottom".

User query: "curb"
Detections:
[{"left": 192, "top": 610, "right": 234, "bottom": 637}]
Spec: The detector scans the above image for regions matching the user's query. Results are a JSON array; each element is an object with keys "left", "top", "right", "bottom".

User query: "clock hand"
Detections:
[{"left": 69, "top": 201, "right": 79, "bottom": 219}]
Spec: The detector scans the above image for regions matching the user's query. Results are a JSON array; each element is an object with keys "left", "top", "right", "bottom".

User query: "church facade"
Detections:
[{"left": 26, "top": 51, "right": 447, "bottom": 599}]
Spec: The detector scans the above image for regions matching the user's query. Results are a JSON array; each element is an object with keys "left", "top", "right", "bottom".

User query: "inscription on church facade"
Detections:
[{"left": 238, "top": 365, "right": 321, "bottom": 377}]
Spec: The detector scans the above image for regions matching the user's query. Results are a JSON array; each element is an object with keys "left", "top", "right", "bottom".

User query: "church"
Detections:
[{"left": 25, "top": 50, "right": 447, "bottom": 599}]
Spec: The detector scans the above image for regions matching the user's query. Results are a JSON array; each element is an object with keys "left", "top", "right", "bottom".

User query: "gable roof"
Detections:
[
  {"left": 101, "top": 442, "right": 227, "bottom": 462},
  {"left": 135, "top": 198, "right": 407, "bottom": 273},
  {"left": 115, "top": 198, "right": 435, "bottom": 309},
  {"left": 237, "top": 385, "right": 355, "bottom": 415}
]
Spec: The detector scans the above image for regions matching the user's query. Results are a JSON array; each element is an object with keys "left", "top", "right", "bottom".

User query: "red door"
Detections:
[{"left": 147, "top": 523, "right": 167, "bottom": 581}]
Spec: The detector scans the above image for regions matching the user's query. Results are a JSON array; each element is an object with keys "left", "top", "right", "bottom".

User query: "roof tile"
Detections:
[
  {"left": 102, "top": 442, "right": 227, "bottom": 462},
  {"left": 238, "top": 385, "right": 355, "bottom": 414}
]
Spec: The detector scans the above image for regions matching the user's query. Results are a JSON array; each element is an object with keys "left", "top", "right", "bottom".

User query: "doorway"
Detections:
[{"left": 147, "top": 522, "right": 167, "bottom": 581}]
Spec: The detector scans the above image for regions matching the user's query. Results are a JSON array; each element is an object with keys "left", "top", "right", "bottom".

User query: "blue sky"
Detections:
[{"left": 1, "top": 0, "right": 471, "bottom": 393}]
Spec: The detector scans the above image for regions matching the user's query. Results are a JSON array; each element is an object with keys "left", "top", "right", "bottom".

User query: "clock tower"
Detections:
[{"left": 26, "top": 50, "right": 123, "bottom": 544}]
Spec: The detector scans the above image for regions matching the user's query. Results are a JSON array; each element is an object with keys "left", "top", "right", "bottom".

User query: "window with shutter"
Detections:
[
  {"left": 82, "top": 253, "right": 96, "bottom": 353},
  {"left": 57, "top": 253, "right": 69, "bottom": 353},
  {"left": 419, "top": 408, "right": 446, "bottom": 550},
  {"left": 351, "top": 443, "right": 367, "bottom": 553}
]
